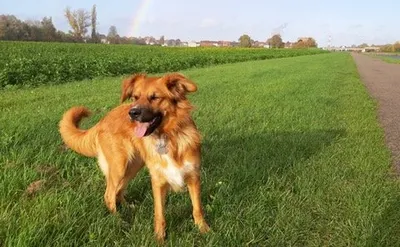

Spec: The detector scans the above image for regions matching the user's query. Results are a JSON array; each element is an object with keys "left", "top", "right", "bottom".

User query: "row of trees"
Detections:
[
  {"left": 380, "top": 42, "right": 400, "bottom": 52},
  {"left": 238, "top": 34, "right": 318, "bottom": 48},
  {"left": 0, "top": 13, "right": 172, "bottom": 46},
  {"left": 0, "top": 5, "right": 123, "bottom": 43},
  {"left": 0, "top": 15, "right": 66, "bottom": 42}
]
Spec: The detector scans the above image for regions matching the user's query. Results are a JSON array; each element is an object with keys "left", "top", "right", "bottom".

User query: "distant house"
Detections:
[
  {"left": 218, "top": 41, "right": 232, "bottom": 47},
  {"left": 231, "top": 41, "right": 240, "bottom": 47},
  {"left": 99, "top": 34, "right": 109, "bottom": 44},
  {"left": 363, "top": 46, "right": 380, "bottom": 52},
  {"left": 284, "top": 41, "right": 293, "bottom": 48},
  {"left": 144, "top": 36, "right": 156, "bottom": 45},
  {"left": 188, "top": 41, "right": 200, "bottom": 47},
  {"left": 253, "top": 41, "right": 268, "bottom": 48},
  {"left": 200, "top": 40, "right": 219, "bottom": 47}
]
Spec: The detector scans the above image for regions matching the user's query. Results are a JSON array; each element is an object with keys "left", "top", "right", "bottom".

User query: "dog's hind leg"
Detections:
[
  {"left": 98, "top": 148, "right": 118, "bottom": 213},
  {"left": 104, "top": 178, "right": 118, "bottom": 213},
  {"left": 101, "top": 145, "right": 128, "bottom": 213}
]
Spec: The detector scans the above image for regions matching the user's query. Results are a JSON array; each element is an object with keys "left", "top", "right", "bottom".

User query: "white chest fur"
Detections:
[{"left": 158, "top": 155, "right": 194, "bottom": 191}]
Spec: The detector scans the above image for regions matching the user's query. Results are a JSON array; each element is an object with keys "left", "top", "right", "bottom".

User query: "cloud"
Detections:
[{"left": 199, "top": 18, "right": 218, "bottom": 28}]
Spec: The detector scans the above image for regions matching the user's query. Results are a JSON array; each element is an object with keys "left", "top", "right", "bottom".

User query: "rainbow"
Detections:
[{"left": 129, "top": 0, "right": 153, "bottom": 37}]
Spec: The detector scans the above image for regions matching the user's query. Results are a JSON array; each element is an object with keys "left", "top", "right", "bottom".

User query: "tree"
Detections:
[
  {"left": 25, "top": 20, "right": 43, "bottom": 41},
  {"left": 132, "top": 37, "right": 146, "bottom": 45},
  {"left": 267, "top": 34, "right": 284, "bottom": 48},
  {"left": 358, "top": 43, "right": 369, "bottom": 48},
  {"left": 41, "top": 17, "right": 57, "bottom": 41},
  {"left": 64, "top": 6, "right": 91, "bottom": 41},
  {"left": 159, "top": 35, "right": 165, "bottom": 45},
  {"left": 395, "top": 42, "right": 400, "bottom": 52},
  {"left": 90, "top": 4, "right": 99, "bottom": 43},
  {"left": 0, "top": 15, "right": 26, "bottom": 40},
  {"left": 239, "top": 34, "right": 252, "bottom": 48},
  {"left": 107, "top": 25, "right": 119, "bottom": 44},
  {"left": 1, "top": 14, "right": 68, "bottom": 42},
  {"left": 293, "top": 37, "right": 318, "bottom": 48}
]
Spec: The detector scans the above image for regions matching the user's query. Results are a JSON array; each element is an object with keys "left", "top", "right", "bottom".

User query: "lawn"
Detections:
[
  {"left": 1, "top": 53, "right": 400, "bottom": 246},
  {"left": 380, "top": 56, "right": 400, "bottom": 64},
  {"left": 369, "top": 53, "right": 400, "bottom": 64}
]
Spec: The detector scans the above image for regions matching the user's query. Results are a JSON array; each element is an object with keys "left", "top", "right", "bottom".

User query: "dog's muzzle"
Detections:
[{"left": 129, "top": 106, "right": 162, "bottom": 138}]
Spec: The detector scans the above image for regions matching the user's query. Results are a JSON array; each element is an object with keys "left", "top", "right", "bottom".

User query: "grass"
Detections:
[
  {"left": 380, "top": 56, "right": 400, "bottom": 64},
  {"left": 369, "top": 53, "right": 400, "bottom": 64},
  {"left": 1, "top": 53, "right": 400, "bottom": 246}
]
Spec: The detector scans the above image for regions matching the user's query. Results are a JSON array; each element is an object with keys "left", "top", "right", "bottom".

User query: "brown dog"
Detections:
[{"left": 59, "top": 73, "right": 209, "bottom": 242}]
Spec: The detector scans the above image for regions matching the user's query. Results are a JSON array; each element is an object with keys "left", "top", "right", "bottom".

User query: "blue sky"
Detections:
[{"left": 2, "top": 0, "right": 399, "bottom": 47}]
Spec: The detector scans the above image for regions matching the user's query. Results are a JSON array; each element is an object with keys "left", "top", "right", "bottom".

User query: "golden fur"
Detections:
[{"left": 59, "top": 73, "right": 209, "bottom": 242}]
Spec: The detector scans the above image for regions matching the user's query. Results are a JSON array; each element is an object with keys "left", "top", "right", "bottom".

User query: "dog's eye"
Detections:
[
  {"left": 149, "top": 94, "right": 160, "bottom": 101},
  {"left": 133, "top": 95, "right": 139, "bottom": 100}
]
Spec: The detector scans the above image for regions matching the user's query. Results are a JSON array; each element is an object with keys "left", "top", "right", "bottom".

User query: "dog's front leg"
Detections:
[
  {"left": 151, "top": 179, "right": 169, "bottom": 243},
  {"left": 186, "top": 174, "right": 210, "bottom": 233}
]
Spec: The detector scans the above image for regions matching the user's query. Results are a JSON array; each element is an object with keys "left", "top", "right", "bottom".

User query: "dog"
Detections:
[{"left": 59, "top": 72, "right": 209, "bottom": 242}]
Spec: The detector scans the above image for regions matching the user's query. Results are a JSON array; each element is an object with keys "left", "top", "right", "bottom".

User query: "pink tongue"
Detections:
[{"left": 135, "top": 122, "right": 151, "bottom": 138}]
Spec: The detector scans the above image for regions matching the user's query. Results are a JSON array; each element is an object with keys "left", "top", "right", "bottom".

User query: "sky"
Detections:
[{"left": 2, "top": 0, "right": 399, "bottom": 47}]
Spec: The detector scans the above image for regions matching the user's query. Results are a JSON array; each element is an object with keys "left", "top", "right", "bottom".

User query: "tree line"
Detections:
[
  {"left": 379, "top": 42, "right": 400, "bottom": 52},
  {"left": 238, "top": 34, "right": 318, "bottom": 48},
  {"left": 0, "top": 5, "right": 133, "bottom": 44}
]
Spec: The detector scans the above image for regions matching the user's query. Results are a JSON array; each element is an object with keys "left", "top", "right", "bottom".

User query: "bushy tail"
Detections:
[{"left": 59, "top": 106, "right": 97, "bottom": 157}]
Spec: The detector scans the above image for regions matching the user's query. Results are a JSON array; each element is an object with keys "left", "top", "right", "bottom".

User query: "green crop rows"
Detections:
[{"left": 0, "top": 41, "right": 328, "bottom": 88}]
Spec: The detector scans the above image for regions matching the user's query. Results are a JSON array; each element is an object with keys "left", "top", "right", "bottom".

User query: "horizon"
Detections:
[{"left": 2, "top": 0, "right": 399, "bottom": 47}]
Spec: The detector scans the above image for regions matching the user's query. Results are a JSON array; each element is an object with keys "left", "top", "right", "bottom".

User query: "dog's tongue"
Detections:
[{"left": 135, "top": 122, "right": 150, "bottom": 138}]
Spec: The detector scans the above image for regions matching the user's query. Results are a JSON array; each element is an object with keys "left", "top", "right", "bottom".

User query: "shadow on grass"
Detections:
[
  {"left": 155, "top": 128, "right": 346, "bottom": 233},
  {"left": 202, "top": 128, "right": 346, "bottom": 180}
]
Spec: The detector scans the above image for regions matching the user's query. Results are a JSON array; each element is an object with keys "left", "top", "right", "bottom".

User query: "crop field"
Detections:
[
  {"left": 0, "top": 41, "right": 327, "bottom": 88},
  {"left": 1, "top": 51, "right": 400, "bottom": 246}
]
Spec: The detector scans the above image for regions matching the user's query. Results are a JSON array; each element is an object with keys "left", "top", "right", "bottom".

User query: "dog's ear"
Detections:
[
  {"left": 120, "top": 73, "right": 147, "bottom": 103},
  {"left": 163, "top": 73, "right": 197, "bottom": 99}
]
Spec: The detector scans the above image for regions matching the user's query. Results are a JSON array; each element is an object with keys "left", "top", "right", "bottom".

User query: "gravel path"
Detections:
[{"left": 352, "top": 53, "right": 400, "bottom": 171}]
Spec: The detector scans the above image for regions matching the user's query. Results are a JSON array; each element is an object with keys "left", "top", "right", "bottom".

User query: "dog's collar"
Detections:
[{"left": 156, "top": 135, "right": 168, "bottom": 155}]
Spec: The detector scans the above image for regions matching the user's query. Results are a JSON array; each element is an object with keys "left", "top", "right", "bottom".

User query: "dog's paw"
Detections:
[
  {"left": 155, "top": 231, "right": 166, "bottom": 245},
  {"left": 154, "top": 222, "right": 166, "bottom": 244},
  {"left": 197, "top": 221, "right": 210, "bottom": 234}
]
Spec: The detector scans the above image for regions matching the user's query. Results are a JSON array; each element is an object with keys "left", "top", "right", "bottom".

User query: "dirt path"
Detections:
[{"left": 352, "top": 53, "right": 400, "bottom": 171}]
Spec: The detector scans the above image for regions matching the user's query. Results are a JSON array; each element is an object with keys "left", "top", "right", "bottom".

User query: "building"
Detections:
[
  {"left": 200, "top": 40, "right": 219, "bottom": 47},
  {"left": 284, "top": 41, "right": 293, "bottom": 48},
  {"left": 188, "top": 41, "right": 200, "bottom": 47}
]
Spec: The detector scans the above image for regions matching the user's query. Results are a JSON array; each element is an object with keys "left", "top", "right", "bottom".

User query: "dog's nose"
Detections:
[{"left": 129, "top": 108, "right": 142, "bottom": 119}]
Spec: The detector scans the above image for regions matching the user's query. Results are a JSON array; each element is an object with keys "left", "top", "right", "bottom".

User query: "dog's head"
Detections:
[{"left": 120, "top": 72, "right": 197, "bottom": 138}]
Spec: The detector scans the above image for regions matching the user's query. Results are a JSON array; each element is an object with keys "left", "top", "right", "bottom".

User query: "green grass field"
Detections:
[
  {"left": 1, "top": 53, "right": 400, "bottom": 246},
  {"left": 369, "top": 53, "right": 400, "bottom": 64},
  {"left": 381, "top": 56, "right": 400, "bottom": 64}
]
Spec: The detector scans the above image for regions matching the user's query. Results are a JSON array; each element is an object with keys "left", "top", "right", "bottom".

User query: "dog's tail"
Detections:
[{"left": 59, "top": 106, "right": 98, "bottom": 157}]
